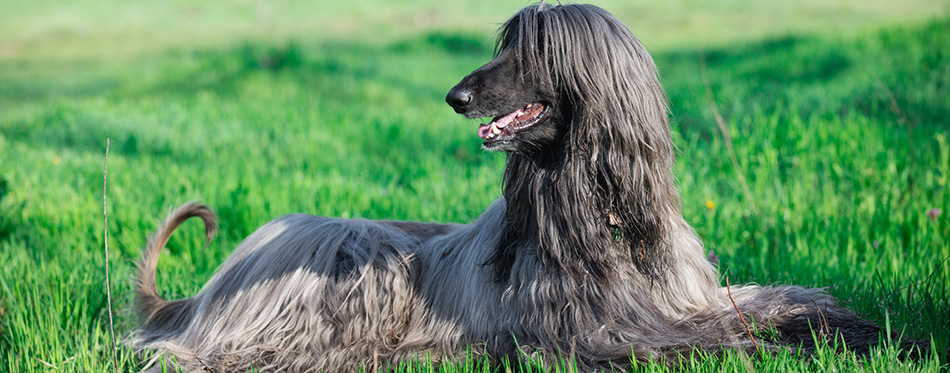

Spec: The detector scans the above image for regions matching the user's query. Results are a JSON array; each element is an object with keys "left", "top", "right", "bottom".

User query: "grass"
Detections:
[{"left": 0, "top": 0, "right": 948, "bottom": 371}]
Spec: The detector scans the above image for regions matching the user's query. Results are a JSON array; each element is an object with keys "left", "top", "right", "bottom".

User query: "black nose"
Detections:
[{"left": 445, "top": 88, "right": 472, "bottom": 113}]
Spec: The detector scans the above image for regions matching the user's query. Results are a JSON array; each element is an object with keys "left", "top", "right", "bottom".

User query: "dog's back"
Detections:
[{"left": 134, "top": 206, "right": 422, "bottom": 371}]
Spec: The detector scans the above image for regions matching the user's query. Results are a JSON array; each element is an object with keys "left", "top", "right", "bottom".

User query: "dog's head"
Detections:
[
  {"left": 445, "top": 4, "right": 567, "bottom": 153},
  {"left": 446, "top": 3, "right": 670, "bottom": 158}
]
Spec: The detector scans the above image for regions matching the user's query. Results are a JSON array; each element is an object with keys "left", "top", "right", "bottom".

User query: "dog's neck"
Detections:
[{"left": 491, "top": 144, "right": 679, "bottom": 284}]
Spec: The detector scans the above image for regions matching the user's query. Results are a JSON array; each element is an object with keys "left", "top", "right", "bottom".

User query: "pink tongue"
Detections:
[
  {"left": 478, "top": 110, "right": 520, "bottom": 139},
  {"left": 478, "top": 124, "right": 492, "bottom": 139}
]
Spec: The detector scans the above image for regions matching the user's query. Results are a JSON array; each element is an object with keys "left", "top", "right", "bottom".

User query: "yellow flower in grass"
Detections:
[
  {"left": 52, "top": 156, "right": 61, "bottom": 165},
  {"left": 705, "top": 200, "right": 715, "bottom": 210}
]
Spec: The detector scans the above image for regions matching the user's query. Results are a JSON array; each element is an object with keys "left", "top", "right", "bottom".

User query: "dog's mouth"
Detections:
[{"left": 478, "top": 102, "right": 547, "bottom": 143}]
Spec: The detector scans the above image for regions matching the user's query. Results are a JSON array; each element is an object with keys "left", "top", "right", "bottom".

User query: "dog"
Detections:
[{"left": 133, "top": 4, "right": 896, "bottom": 371}]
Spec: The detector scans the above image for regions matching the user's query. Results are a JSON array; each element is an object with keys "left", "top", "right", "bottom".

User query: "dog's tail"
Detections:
[{"left": 135, "top": 203, "right": 217, "bottom": 323}]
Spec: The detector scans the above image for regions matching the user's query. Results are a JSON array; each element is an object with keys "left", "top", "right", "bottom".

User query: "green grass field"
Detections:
[{"left": 1, "top": 0, "right": 948, "bottom": 371}]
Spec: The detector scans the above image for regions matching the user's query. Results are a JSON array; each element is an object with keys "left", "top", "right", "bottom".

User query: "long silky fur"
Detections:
[{"left": 133, "top": 4, "right": 902, "bottom": 372}]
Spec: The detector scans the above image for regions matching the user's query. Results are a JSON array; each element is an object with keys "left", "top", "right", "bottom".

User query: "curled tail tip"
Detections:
[
  {"left": 175, "top": 202, "right": 218, "bottom": 244},
  {"left": 148, "top": 202, "right": 218, "bottom": 255}
]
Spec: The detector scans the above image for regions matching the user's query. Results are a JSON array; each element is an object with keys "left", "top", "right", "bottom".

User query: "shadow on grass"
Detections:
[{"left": 658, "top": 18, "right": 949, "bottom": 140}]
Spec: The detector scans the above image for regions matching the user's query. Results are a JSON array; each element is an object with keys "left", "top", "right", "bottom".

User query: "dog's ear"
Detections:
[{"left": 569, "top": 11, "right": 680, "bottom": 283}]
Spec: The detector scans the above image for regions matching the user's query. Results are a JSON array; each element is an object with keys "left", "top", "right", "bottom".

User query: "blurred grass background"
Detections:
[{"left": 0, "top": 0, "right": 948, "bottom": 371}]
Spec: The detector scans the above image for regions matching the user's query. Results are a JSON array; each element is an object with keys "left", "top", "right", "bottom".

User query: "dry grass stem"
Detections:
[
  {"left": 875, "top": 76, "right": 914, "bottom": 153},
  {"left": 700, "top": 50, "right": 757, "bottom": 213},
  {"left": 726, "top": 276, "right": 762, "bottom": 355},
  {"left": 103, "top": 138, "right": 119, "bottom": 372}
]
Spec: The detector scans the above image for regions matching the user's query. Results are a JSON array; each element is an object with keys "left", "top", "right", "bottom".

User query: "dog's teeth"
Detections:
[
  {"left": 526, "top": 104, "right": 533, "bottom": 108},
  {"left": 492, "top": 126, "right": 501, "bottom": 135}
]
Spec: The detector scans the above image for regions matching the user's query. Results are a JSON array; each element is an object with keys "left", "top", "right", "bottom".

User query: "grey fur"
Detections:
[{"left": 133, "top": 4, "right": 903, "bottom": 372}]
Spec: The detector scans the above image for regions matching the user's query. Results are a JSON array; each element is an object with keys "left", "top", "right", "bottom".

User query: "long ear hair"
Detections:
[{"left": 493, "top": 4, "right": 682, "bottom": 283}]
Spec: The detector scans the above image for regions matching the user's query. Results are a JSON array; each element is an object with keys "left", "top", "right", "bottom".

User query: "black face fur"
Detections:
[{"left": 445, "top": 33, "right": 568, "bottom": 154}]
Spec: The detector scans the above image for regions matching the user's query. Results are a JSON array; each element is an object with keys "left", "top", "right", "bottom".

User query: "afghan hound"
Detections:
[{"left": 133, "top": 4, "right": 897, "bottom": 371}]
